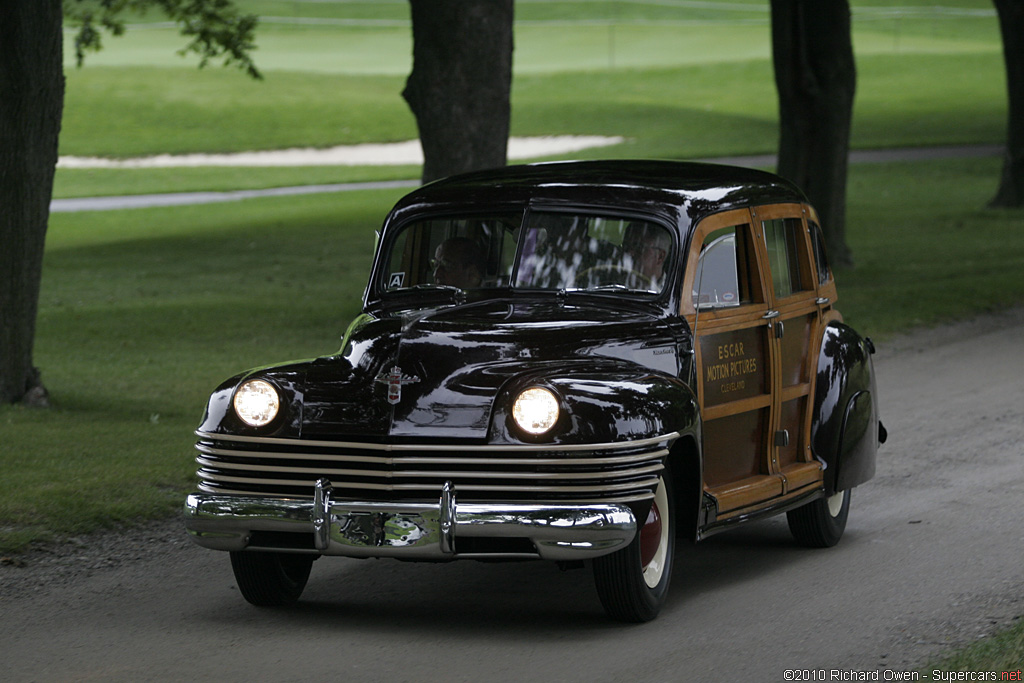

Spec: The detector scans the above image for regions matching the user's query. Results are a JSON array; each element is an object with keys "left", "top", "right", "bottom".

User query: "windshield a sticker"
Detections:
[{"left": 388, "top": 272, "right": 405, "bottom": 289}]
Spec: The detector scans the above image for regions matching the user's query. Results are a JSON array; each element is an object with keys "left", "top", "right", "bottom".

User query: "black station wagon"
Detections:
[{"left": 185, "top": 160, "right": 885, "bottom": 622}]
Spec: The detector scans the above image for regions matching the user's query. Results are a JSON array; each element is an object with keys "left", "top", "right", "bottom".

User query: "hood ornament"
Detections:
[{"left": 375, "top": 366, "right": 420, "bottom": 405}]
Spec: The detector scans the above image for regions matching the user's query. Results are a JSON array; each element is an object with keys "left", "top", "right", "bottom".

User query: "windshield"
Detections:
[{"left": 381, "top": 210, "right": 672, "bottom": 296}]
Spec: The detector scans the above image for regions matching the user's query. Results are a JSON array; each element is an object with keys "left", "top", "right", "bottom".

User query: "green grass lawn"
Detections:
[{"left": 841, "top": 158, "right": 1024, "bottom": 336}]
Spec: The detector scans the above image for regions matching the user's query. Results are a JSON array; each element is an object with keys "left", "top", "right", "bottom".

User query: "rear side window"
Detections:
[
  {"left": 762, "top": 217, "right": 811, "bottom": 299},
  {"left": 808, "top": 221, "right": 830, "bottom": 285}
]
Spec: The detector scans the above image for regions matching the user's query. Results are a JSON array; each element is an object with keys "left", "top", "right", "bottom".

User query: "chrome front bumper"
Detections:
[{"left": 184, "top": 479, "right": 637, "bottom": 561}]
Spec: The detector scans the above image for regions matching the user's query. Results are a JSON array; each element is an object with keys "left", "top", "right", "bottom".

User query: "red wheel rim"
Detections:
[{"left": 640, "top": 499, "right": 662, "bottom": 569}]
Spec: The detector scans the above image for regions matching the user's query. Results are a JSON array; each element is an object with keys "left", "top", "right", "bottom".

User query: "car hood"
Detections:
[{"left": 300, "top": 298, "right": 684, "bottom": 441}]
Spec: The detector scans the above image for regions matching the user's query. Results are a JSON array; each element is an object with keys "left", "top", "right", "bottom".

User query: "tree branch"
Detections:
[{"left": 63, "top": 0, "right": 261, "bottom": 79}]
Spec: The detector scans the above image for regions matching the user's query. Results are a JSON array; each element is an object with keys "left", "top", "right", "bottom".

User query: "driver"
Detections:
[
  {"left": 433, "top": 237, "right": 485, "bottom": 289},
  {"left": 622, "top": 223, "right": 670, "bottom": 289}
]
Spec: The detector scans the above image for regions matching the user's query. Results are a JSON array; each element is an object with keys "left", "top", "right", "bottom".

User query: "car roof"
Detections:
[{"left": 387, "top": 159, "right": 809, "bottom": 226}]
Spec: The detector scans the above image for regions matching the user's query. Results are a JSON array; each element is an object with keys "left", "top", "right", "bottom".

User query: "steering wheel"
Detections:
[{"left": 575, "top": 264, "right": 651, "bottom": 290}]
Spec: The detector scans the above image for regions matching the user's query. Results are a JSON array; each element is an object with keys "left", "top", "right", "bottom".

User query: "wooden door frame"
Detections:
[{"left": 751, "top": 203, "right": 824, "bottom": 495}]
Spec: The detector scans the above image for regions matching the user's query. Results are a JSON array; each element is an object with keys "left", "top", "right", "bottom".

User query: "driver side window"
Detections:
[{"left": 693, "top": 226, "right": 757, "bottom": 309}]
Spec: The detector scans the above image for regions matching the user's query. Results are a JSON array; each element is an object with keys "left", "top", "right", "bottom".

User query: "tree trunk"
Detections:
[
  {"left": 403, "top": 0, "right": 514, "bottom": 184},
  {"left": 0, "top": 0, "right": 64, "bottom": 405},
  {"left": 990, "top": 0, "right": 1024, "bottom": 208},
  {"left": 770, "top": 0, "right": 857, "bottom": 267}
]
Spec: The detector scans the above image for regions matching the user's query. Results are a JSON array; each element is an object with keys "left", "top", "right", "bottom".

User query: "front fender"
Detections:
[
  {"left": 811, "top": 323, "right": 882, "bottom": 495},
  {"left": 489, "top": 365, "right": 699, "bottom": 446},
  {"left": 197, "top": 363, "right": 308, "bottom": 439}
]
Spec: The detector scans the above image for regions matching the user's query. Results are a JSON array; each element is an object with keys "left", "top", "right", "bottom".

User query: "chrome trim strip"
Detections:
[
  {"left": 400, "top": 450, "right": 669, "bottom": 465},
  {"left": 195, "top": 484, "right": 656, "bottom": 505},
  {"left": 196, "top": 473, "right": 661, "bottom": 494},
  {"left": 196, "top": 444, "right": 392, "bottom": 464},
  {"left": 195, "top": 430, "right": 680, "bottom": 453},
  {"left": 195, "top": 443, "right": 670, "bottom": 467}
]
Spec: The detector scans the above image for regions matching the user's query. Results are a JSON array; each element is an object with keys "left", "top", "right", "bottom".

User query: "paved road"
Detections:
[
  {"left": 2, "top": 309, "right": 1022, "bottom": 682},
  {"left": 49, "top": 144, "right": 1004, "bottom": 213},
  {"left": 49, "top": 179, "right": 420, "bottom": 213}
]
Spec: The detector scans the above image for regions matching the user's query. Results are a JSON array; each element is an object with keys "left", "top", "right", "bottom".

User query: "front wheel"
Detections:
[
  {"left": 230, "top": 551, "right": 314, "bottom": 606},
  {"left": 787, "top": 489, "right": 850, "bottom": 548},
  {"left": 592, "top": 470, "right": 675, "bottom": 622}
]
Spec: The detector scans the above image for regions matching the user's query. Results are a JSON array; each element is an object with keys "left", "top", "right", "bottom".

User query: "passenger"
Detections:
[
  {"left": 622, "top": 223, "right": 670, "bottom": 289},
  {"left": 433, "top": 237, "right": 485, "bottom": 289}
]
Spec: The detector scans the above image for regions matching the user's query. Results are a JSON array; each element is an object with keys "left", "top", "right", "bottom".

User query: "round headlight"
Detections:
[
  {"left": 512, "top": 387, "right": 560, "bottom": 435},
  {"left": 233, "top": 379, "right": 280, "bottom": 427}
]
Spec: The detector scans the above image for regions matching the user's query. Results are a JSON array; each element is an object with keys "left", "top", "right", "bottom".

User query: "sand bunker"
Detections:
[{"left": 58, "top": 135, "right": 626, "bottom": 169}]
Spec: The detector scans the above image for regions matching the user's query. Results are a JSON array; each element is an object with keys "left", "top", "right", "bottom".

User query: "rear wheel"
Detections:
[
  {"left": 229, "top": 551, "right": 314, "bottom": 606},
  {"left": 593, "top": 470, "right": 675, "bottom": 622},
  {"left": 787, "top": 489, "right": 850, "bottom": 548}
]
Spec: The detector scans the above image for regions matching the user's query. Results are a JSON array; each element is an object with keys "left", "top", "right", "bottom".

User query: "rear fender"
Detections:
[{"left": 811, "top": 323, "right": 882, "bottom": 495}]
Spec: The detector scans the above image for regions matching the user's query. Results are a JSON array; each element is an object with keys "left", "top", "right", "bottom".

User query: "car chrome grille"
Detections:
[{"left": 194, "top": 431, "right": 677, "bottom": 505}]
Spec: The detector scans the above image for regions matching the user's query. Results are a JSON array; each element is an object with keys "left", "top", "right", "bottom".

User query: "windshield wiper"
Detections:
[
  {"left": 571, "top": 284, "right": 655, "bottom": 295},
  {"left": 405, "top": 283, "right": 467, "bottom": 303}
]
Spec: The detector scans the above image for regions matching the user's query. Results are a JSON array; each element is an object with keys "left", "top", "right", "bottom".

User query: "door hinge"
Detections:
[{"left": 774, "top": 429, "right": 790, "bottom": 447}]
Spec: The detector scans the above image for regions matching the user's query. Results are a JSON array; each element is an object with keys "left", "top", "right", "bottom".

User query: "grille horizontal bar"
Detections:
[{"left": 196, "top": 455, "right": 665, "bottom": 481}]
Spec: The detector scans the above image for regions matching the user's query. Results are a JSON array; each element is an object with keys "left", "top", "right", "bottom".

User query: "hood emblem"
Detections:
[{"left": 375, "top": 366, "right": 420, "bottom": 405}]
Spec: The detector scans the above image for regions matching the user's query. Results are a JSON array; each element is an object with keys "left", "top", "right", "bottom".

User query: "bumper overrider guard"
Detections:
[{"left": 185, "top": 479, "right": 638, "bottom": 561}]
